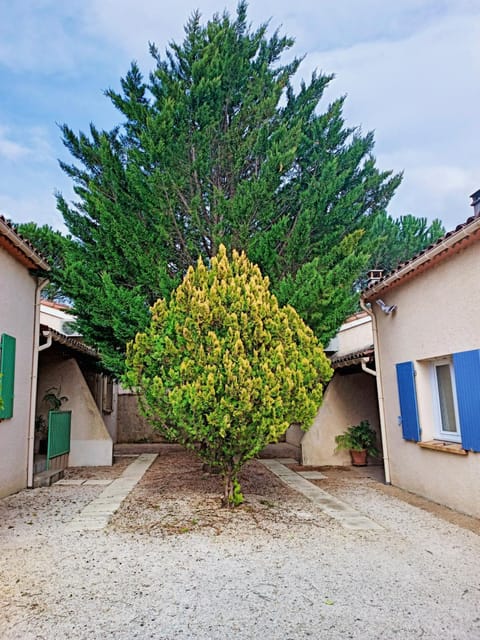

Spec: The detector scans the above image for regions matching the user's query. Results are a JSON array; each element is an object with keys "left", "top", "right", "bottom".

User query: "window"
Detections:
[
  {"left": 431, "top": 359, "right": 461, "bottom": 443},
  {"left": 396, "top": 350, "right": 480, "bottom": 452}
]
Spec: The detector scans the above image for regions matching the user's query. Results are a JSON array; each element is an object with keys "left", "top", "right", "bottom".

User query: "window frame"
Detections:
[{"left": 430, "top": 357, "right": 461, "bottom": 444}]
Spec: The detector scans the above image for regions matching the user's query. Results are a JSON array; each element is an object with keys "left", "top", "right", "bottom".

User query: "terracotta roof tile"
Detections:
[{"left": 0, "top": 215, "right": 50, "bottom": 270}]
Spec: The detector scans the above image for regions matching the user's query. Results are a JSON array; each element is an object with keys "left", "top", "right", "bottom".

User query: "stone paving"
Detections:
[
  {"left": 56, "top": 478, "right": 113, "bottom": 486},
  {"left": 65, "top": 453, "right": 157, "bottom": 531},
  {"left": 62, "top": 454, "right": 380, "bottom": 533},
  {"left": 298, "top": 470, "right": 328, "bottom": 480},
  {"left": 259, "top": 459, "right": 383, "bottom": 531}
]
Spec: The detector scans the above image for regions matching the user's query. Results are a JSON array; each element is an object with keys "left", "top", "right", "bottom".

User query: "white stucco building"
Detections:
[{"left": 0, "top": 217, "right": 50, "bottom": 497}]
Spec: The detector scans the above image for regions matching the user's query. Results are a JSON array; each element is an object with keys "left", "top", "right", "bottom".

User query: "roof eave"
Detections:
[{"left": 0, "top": 217, "right": 51, "bottom": 271}]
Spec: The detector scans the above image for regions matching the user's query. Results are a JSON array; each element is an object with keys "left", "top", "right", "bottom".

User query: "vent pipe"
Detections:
[{"left": 471, "top": 189, "right": 480, "bottom": 217}]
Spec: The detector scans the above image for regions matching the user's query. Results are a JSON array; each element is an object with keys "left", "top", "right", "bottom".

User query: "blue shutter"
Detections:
[
  {"left": 395, "top": 361, "right": 421, "bottom": 441},
  {"left": 453, "top": 349, "right": 480, "bottom": 452},
  {"left": 0, "top": 334, "right": 16, "bottom": 419}
]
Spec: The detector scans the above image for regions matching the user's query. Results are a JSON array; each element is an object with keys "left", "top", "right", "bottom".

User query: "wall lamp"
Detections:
[{"left": 376, "top": 299, "right": 397, "bottom": 315}]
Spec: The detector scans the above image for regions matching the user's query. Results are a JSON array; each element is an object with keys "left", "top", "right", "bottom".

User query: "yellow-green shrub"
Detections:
[{"left": 125, "top": 245, "right": 332, "bottom": 506}]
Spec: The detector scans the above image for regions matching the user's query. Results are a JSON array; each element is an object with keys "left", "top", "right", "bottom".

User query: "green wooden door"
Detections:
[{"left": 47, "top": 410, "right": 72, "bottom": 468}]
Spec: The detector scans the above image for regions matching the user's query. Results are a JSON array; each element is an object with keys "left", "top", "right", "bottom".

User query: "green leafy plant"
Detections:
[
  {"left": 335, "top": 420, "right": 379, "bottom": 457},
  {"left": 35, "top": 414, "right": 48, "bottom": 437},
  {"left": 125, "top": 245, "right": 333, "bottom": 507},
  {"left": 42, "top": 387, "right": 69, "bottom": 411}
]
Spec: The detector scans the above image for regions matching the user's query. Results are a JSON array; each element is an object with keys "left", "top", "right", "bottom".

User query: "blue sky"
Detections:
[{"left": 0, "top": 0, "right": 479, "bottom": 231}]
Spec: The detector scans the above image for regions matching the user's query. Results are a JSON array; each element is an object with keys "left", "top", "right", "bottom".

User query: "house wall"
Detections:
[
  {"left": 301, "top": 371, "right": 380, "bottom": 466},
  {"left": 40, "top": 303, "right": 73, "bottom": 334},
  {"left": 335, "top": 313, "right": 373, "bottom": 356},
  {"left": 373, "top": 241, "right": 480, "bottom": 517},
  {"left": 37, "top": 356, "right": 112, "bottom": 466},
  {"left": 0, "top": 248, "right": 36, "bottom": 497}
]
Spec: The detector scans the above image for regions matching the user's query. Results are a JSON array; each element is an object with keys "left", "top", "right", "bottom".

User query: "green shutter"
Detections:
[{"left": 0, "top": 334, "right": 16, "bottom": 419}]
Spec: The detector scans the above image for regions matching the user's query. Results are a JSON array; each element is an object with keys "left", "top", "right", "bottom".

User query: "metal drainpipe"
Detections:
[
  {"left": 360, "top": 298, "right": 391, "bottom": 485},
  {"left": 27, "top": 279, "right": 50, "bottom": 488},
  {"left": 361, "top": 359, "right": 376, "bottom": 377},
  {"left": 38, "top": 330, "right": 52, "bottom": 352}
]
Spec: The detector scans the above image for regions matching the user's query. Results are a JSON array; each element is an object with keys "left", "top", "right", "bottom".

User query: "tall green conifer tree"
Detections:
[
  {"left": 365, "top": 212, "right": 444, "bottom": 274},
  {"left": 56, "top": 2, "right": 401, "bottom": 374}
]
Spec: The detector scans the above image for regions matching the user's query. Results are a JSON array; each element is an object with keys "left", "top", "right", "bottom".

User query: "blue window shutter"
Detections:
[
  {"left": 453, "top": 349, "right": 480, "bottom": 452},
  {"left": 395, "top": 361, "right": 421, "bottom": 441},
  {"left": 0, "top": 334, "right": 16, "bottom": 419}
]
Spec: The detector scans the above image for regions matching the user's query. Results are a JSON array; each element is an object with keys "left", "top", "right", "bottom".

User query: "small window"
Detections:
[
  {"left": 102, "top": 376, "right": 114, "bottom": 414},
  {"left": 431, "top": 359, "right": 461, "bottom": 443}
]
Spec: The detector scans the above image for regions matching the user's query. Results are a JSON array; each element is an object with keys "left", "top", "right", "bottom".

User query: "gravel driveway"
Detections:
[{"left": 1, "top": 450, "right": 479, "bottom": 639}]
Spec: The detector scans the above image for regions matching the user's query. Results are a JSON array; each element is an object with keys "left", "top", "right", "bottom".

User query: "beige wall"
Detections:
[
  {"left": 372, "top": 241, "right": 480, "bottom": 517},
  {"left": 117, "top": 392, "right": 165, "bottom": 443},
  {"left": 0, "top": 248, "right": 37, "bottom": 497},
  {"left": 40, "top": 304, "right": 70, "bottom": 333},
  {"left": 37, "top": 356, "right": 112, "bottom": 466},
  {"left": 301, "top": 371, "right": 380, "bottom": 466},
  {"left": 335, "top": 313, "right": 373, "bottom": 356}
]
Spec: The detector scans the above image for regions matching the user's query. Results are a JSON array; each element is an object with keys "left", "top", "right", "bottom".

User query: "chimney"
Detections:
[
  {"left": 470, "top": 189, "right": 480, "bottom": 217},
  {"left": 366, "top": 269, "right": 383, "bottom": 288}
]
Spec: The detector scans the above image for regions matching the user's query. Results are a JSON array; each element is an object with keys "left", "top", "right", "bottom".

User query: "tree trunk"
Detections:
[
  {"left": 222, "top": 469, "right": 244, "bottom": 508},
  {"left": 222, "top": 472, "right": 234, "bottom": 508}
]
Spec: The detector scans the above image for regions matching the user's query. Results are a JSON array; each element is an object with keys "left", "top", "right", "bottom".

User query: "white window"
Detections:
[{"left": 431, "top": 359, "right": 461, "bottom": 443}]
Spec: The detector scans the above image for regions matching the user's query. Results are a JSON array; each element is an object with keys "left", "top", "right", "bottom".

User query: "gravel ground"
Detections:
[{"left": 0, "top": 449, "right": 479, "bottom": 640}]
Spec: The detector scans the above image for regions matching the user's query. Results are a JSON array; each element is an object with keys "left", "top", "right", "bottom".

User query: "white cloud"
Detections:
[
  {"left": 0, "top": 126, "right": 53, "bottom": 163},
  {"left": 382, "top": 160, "right": 479, "bottom": 226},
  {"left": 0, "top": 128, "right": 30, "bottom": 161},
  {"left": 0, "top": 1, "right": 100, "bottom": 73},
  {"left": 300, "top": 11, "right": 480, "bottom": 228},
  {"left": 1, "top": 1, "right": 479, "bottom": 231},
  {"left": 0, "top": 190, "right": 64, "bottom": 230},
  {"left": 78, "top": 0, "right": 480, "bottom": 63}
]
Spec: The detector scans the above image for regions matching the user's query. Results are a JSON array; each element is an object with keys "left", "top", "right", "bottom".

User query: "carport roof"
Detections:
[
  {"left": 330, "top": 346, "right": 374, "bottom": 369},
  {"left": 40, "top": 324, "right": 99, "bottom": 359}
]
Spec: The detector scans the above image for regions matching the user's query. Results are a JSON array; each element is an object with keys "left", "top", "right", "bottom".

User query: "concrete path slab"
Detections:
[
  {"left": 259, "top": 459, "right": 383, "bottom": 531},
  {"left": 298, "top": 471, "right": 328, "bottom": 480},
  {"left": 56, "top": 479, "right": 113, "bottom": 486},
  {"left": 66, "top": 453, "right": 157, "bottom": 532}
]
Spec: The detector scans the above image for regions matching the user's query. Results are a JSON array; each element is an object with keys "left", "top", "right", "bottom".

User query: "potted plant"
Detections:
[
  {"left": 335, "top": 420, "right": 379, "bottom": 466},
  {"left": 34, "top": 414, "right": 48, "bottom": 454}
]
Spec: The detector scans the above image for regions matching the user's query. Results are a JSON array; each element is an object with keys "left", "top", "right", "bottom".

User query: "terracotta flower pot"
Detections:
[{"left": 350, "top": 449, "right": 367, "bottom": 466}]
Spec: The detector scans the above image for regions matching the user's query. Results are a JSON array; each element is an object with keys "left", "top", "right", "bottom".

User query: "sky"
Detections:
[{"left": 0, "top": 1, "right": 479, "bottom": 232}]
